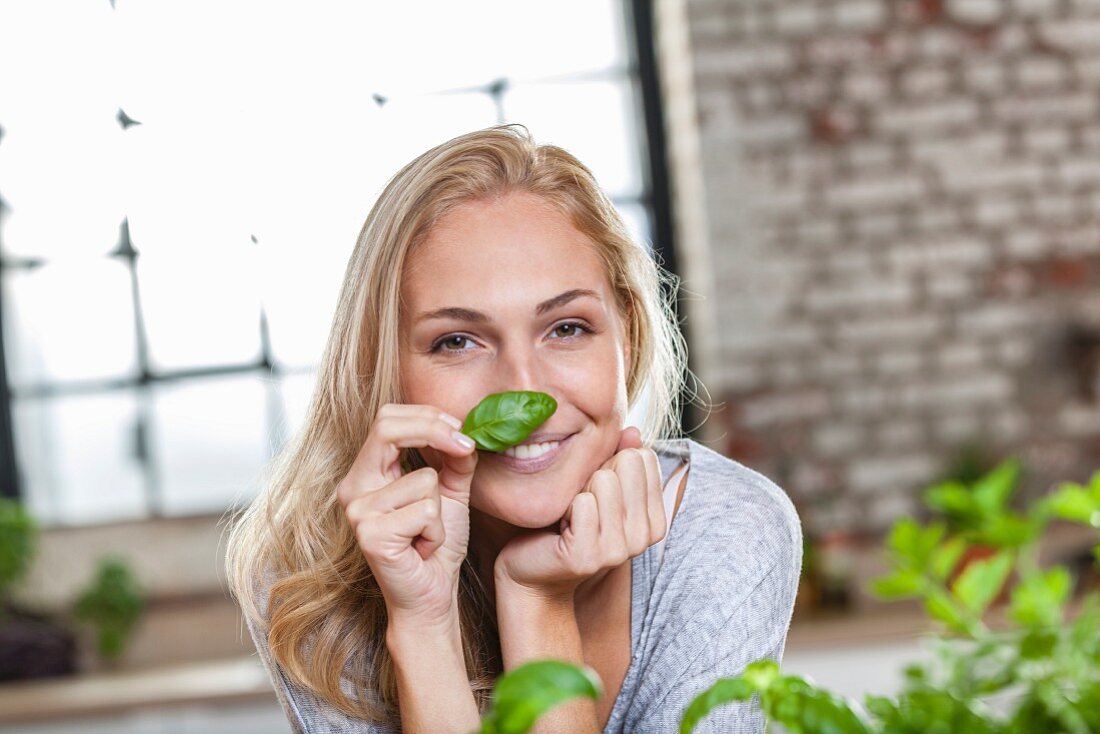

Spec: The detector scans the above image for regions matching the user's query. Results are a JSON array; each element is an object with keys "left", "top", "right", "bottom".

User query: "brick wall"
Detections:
[{"left": 671, "top": 0, "right": 1100, "bottom": 534}]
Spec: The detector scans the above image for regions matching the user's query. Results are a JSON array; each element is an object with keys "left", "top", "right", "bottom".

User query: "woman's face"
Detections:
[{"left": 398, "top": 190, "right": 631, "bottom": 530}]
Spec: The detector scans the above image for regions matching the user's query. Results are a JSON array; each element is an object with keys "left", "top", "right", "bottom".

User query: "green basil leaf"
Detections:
[
  {"left": 480, "top": 660, "right": 601, "bottom": 734},
  {"left": 1044, "top": 483, "right": 1100, "bottom": 526},
  {"left": 461, "top": 391, "right": 558, "bottom": 452},
  {"left": 971, "top": 458, "right": 1020, "bottom": 516},
  {"left": 931, "top": 536, "right": 967, "bottom": 582},
  {"left": 951, "top": 550, "right": 1013, "bottom": 618},
  {"left": 870, "top": 569, "right": 924, "bottom": 599},
  {"left": 1009, "top": 566, "right": 1071, "bottom": 627}
]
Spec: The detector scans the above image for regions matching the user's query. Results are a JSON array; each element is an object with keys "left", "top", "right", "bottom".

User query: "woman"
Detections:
[{"left": 226, "top": 124, "right": 802, "bottom": 733}]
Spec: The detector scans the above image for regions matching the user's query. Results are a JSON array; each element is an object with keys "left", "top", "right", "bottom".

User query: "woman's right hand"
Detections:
[{"left": 336, "top": 403, "right": 478, "bottom": 627}]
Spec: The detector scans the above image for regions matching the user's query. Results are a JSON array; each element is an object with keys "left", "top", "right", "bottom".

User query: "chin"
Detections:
[{"left": 477, "top": 489, "right": 575, "bottom": 531}]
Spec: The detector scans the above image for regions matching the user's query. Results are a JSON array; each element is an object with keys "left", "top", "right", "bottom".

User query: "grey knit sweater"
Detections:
[{"left": 244, "top": 437, "right": 803, "bottom": 733}]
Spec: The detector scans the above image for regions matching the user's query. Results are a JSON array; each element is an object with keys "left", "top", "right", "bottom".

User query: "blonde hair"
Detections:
[{"left": 225, "top": 123, "right": 695, "bottom": 724}]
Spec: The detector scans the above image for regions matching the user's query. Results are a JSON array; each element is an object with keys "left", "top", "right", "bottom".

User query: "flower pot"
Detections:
[{"left": 0, "top": 602, "right": 77, "bottom": 682}]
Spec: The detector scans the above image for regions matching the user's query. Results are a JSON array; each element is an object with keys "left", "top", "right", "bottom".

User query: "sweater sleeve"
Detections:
[
  {"left": 242, "top": 593, "right": 399, "bottom": 734},
  {"left": 622, "top": 448, "right": 804, "bottom": 733},
  {"left": 634, "top": 556, "right": 799, "bottom": 732}
]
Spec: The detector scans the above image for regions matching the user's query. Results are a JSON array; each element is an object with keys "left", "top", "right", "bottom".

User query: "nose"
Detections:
[{"left": 497, "top": 340, "right": 546, "bottom": 394}]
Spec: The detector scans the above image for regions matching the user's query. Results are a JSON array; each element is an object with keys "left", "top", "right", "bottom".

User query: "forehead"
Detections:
[{"left": 402, "top": 192, "right": 611, "bottom": 307}]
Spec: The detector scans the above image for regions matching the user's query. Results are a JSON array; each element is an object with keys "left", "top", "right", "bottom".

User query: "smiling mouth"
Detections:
[{"left": 491, "top": 433, "right": 575, "bottom": 473}]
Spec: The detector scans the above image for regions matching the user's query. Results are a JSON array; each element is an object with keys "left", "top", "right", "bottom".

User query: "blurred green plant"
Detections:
[
  {"left": 475, "top": 660, "right": 601, "bottom": 734},
  {"left": 474, "top": 461, "right": 1100, "bottom": 733},
  {"left": 0, "top": 498, "right": 35, "bottom": 620},
  {"left": 72, "top": 556, "right": 146, "bottom": 661}
]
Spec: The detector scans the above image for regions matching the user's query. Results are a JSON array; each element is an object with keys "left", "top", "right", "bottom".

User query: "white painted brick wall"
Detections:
[
  {"left": 925, "top": 271, "right": 977, "bottom": 301},
  {"left": 773, "top": 3, "right": 822, "bottom": 36},
  {"left": 826, "top": 173, "right": 926, "bottom": 210},
  {"left": 813, "top": 421, "right": 866, "bottom": 457},
  {"left": 805, "top": 278, "right": 915, "bottom": 314},
  {"left": 955, "top": 303, "right": 1040, "bottom": 335},
  {"left": 876, "top": 98, "right": 982, "bottom": 136},
  {"left": 832, "top": 0, "right": 887, "bottom": 31},
  {"left": 948, "top": 0, "right": 1005, "bottom": 24},
  {"left": 937, "top": 160, "right": 1047, "bottom": 194},
  {"left": 835, "top": 313, "right": 942, "bottom": 345},
  {"left": 681, "top": 0, "right": 1100, "bottom": 532},
  {"left": 1015, "top": 57, "right": 1069, "bottom": 89},
  {"left": 848, "top": 454, "right": 941, "bottom": 493},
  {"left": 1037, "top": 18, "right": 1100, "bottom": 52},
  {"left": 994, "top": 91, "right": 1098, "bottom": 124},
  {"left": 740, "top": 389, "right": 832, "bottom": 428},
  {"left": 887, "top": 236, "right": 993, "bottom": 271},
  {"left": 938, "top": 342, "right": 986, "bottom": 370},
  {"left": 877, "top": 420, "right": 925, "bottom": 449}
]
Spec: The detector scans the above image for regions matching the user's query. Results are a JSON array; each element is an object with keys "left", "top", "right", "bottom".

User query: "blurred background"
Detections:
[{"left": 0, "top": 0, "right": 1098, "bottom": 731}]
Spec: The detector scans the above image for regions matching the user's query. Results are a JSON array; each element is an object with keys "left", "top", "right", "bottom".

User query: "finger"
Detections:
[
  {"left": 357, "top": 497, "right": 441, "bottom": 563},
  {"left": 340, "top": 409, "right": 473, "bottom": 505},
  {"left": 344, "top": 467, "right": 437, "bottom": 518},
  {"left": 616, "top": 426, "right": 643, "bottom": 453},
  {"left": 564, "top": 492, "right": 600, "bottom": 574},
  {"left": 434, "top": 440, "right": 479, "bottom": 507},
  {"left": 411, "top": 499, "right": 445, "bottom": 560},
  {"left": 613, "top": 450, "right": 651, "bottom": 557},
  {"left": 589, "top": 469, "right": 628, "bottom": 564}
]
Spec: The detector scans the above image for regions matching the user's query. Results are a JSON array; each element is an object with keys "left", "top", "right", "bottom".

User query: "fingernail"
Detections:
[
  {"left": 440, "top": 413, "right": 462, "bottom": 430},
  {"left": 452, "top": 431, "right": 475, "bottom": 450}
]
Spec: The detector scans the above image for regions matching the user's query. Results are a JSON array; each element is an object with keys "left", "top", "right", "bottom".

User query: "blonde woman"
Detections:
[{"left": 225, "top": 124, "right": 802, "bottom": 733}]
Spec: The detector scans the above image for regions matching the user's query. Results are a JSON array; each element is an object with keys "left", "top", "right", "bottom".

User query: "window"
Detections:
[{"left": 0, "top": 0, "right": 674, "bottom": 526}]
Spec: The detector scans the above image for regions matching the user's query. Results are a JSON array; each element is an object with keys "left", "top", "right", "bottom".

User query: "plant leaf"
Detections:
[
  {"left": 678, "top": 677, "right": 755, "bottom": 733},
  {"left": 887, "top": 518, "right": 945, "bottom": 570},
  {"left": 924, "top": 589, "right": 970, "bottom": 634},
  {"left": 951, "top": 550, "right": 1013, "bottom": 617},
  {"left": 1044, "top": 483, "right": 1100, "bottom": 526},
  {"left": 461, "top": 391, "right": 557, "bottom": 452},
  {"left": 870, "top": 569, "right": 924, "bottom": 599},
  {"left": 924, "top": 480, "right": 979, "bottom": 522},
  {"left": 481, "top": 660, "right": 601, "bottom": 734},
  {"left": 1009, "top": 567, "right": 1071, "bottom": 627},
  {"left": 971, "top": 458, "right": 1020, "bottom": 516},
  {"left": 930, "top": 536, "right": 967, "bottom": 581}
]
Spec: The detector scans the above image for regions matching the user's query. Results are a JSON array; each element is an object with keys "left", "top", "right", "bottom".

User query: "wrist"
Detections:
[
  {"left": 386, "top": 608, "right": 463, "bottom": 649},
  {"left": 493, "top": 565, "right": 576, "bottom": 607}
]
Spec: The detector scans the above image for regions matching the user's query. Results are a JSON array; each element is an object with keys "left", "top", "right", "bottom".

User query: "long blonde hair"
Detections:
[{"left": 225, "top": 123, "right": 694, "bottom": 723}]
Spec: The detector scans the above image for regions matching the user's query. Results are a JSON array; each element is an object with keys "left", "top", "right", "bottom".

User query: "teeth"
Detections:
[{"left": 503, "top": 441, "right": 560, "bottom": 460}]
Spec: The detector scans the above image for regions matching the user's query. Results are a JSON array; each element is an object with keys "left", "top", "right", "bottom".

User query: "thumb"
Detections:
[
  {"left": 437, "top": 447, "right": 478, "bottom": 505},
  {"left": 617, "top": 425, "right": 643, "bottom": 452}
]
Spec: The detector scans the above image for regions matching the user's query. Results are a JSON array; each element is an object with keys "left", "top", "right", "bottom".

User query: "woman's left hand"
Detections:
[{"left": 493, "top": 426, "right": 667, "bottom": 601}]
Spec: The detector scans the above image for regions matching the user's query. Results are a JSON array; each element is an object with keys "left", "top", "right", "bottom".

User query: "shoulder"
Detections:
[{"left": 654, "top": 437, "right": 802, "bottom": 575}]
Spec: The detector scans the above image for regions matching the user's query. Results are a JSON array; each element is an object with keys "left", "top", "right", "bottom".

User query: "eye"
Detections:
[
  {"left": 550, "top": 321, "right": 592, "bottom": 340},
  {"left": 430, "top": 334, "right": 478, "bottom": 354}
]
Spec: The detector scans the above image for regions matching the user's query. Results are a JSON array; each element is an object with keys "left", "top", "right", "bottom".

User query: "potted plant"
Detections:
[
  {"left": 0, "top": 498, "right": 76, "bottom": 681},
  {"left": 72, "top": 556, "right": 146, "bottom": 666}
]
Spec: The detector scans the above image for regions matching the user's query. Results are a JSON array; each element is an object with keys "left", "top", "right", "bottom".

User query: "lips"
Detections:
[
  {"left": 513, "top": 431, "right": 573, "bottom": 446},
  {"left": 491, "top": 433, "right": 575, "bottom": 474}
]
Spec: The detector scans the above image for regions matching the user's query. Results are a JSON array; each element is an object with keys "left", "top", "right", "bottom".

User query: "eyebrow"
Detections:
[{"left": 415, "top": 288, "right": 601, "bottom": 324}]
